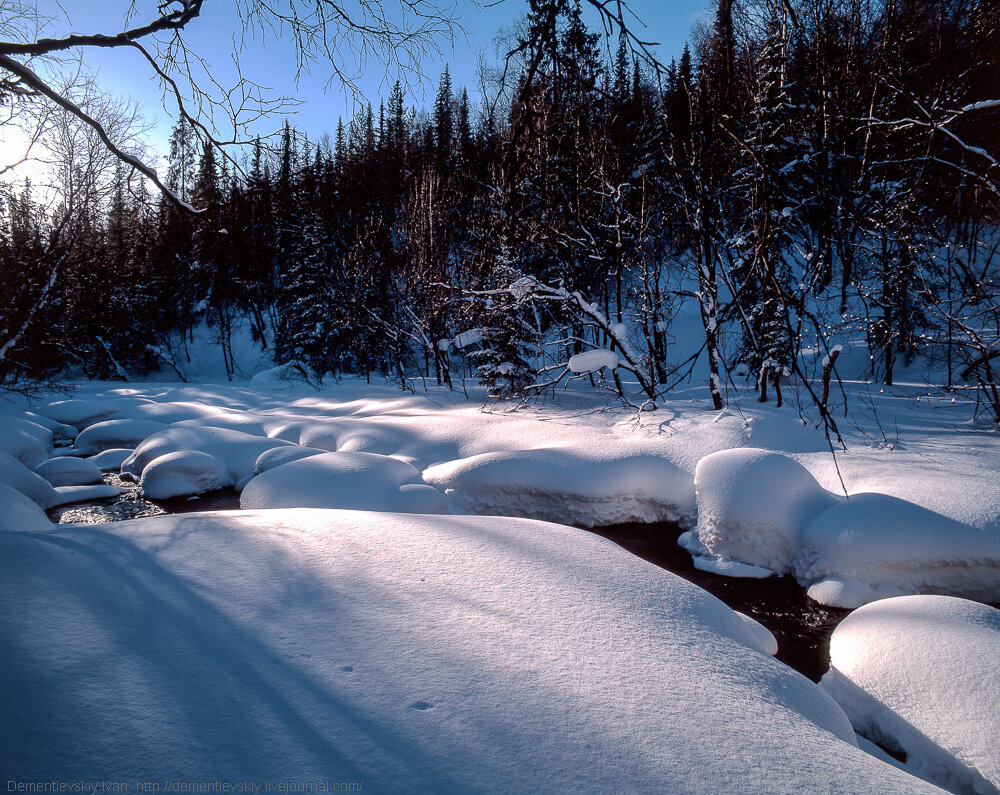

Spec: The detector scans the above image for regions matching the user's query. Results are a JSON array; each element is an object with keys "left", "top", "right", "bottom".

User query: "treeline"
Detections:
[{"left": 1, "top": 0, "right": 999, "bottom": 419}]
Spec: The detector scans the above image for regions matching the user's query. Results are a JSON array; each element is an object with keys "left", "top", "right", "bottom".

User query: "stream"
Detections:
[{"left": 50, "top": 480, "right": 844, "bottom": 682}]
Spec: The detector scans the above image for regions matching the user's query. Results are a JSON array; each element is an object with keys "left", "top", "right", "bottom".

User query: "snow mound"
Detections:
[
  {"left": 140, "top": 451, "right": 229, "bottom": 500},
  {"left": 13, "top": 410, "right": 78, "bottom": 442},
  {"left": 34, "top": 456, "right": 104, "bottom": 487},
  {"left": 568, "top": 349, "right": 619, "bottom": 373},
  {"left": 36, "top": 398, "right": 126, "bottom": 427},
  {"left": 122, "top": 426, "right": 293, "bottom": 497},
  {"left": 798, "top": 494, "right": 1000, "bottom": 608},
  {"left": 683, "top": 449, "right": 841, "bottom": 574},
  {"left": 0, "top": 416, "right": 52, "bottom": 468},
  {"left": 50, "top": 484, "right": 124, "bottom": 507},
  {"left": 0, "top": 482, "right": 52, "bottom": 532},
  {"left": 821, "top": 595, "right": 1000, "bottom": 793},
  {"left": 423, "top": 449, "right": 695, "bottom": 527},
  {"left": 254, "top": 445, "right": 325, "bottom": 474},
  {"left": 73, "top": 419, "right": 169, "bottom": 454},
  {"left": 0, "top": 509, "right": 939, "bottom": 790},
  {"left": 241, "top": 452, "right": 447, "bottom": 514},
  {"left": 86, "top": 448, "right": 135, "bottom": 472},
  {"left": 0, "top": 450, "right": 58, "bottom": 508}
]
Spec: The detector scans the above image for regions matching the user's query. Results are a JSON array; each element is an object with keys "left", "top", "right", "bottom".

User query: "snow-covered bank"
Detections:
[
  {"left": 681, "top": 448, "right": 1000, "bottom": 608},
  {"left": 3, "top": 376, "right": 999, "bottom": 609},
  {"left": 0, "top": 509, "right": 939, "bottom": 791},
  {"left": 821, "top": 596, "right": 1000, "bottom": 794}
]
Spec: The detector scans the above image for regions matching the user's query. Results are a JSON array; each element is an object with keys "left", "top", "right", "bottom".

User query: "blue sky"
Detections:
[{"left": 26, "top": 0, "right": 711, "bottom": 156}]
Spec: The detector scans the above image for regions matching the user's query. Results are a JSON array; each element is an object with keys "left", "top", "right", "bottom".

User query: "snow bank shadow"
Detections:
[{"left": 0, "top": 523, "right": 464, "bottom": 785}]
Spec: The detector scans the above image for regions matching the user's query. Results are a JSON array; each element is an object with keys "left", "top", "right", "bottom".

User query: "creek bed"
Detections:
[
  {"left": 47, "top": 473, "right": 241, "bottom": 524},
  {"left": 50, "top": 483, "right": 845, "bottom": 682},
  {"left": 587, "top": 522, "right": 849, "bottom": 682}
]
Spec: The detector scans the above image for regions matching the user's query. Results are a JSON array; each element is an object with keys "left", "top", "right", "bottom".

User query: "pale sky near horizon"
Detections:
[{"left": 1, "top": 0, "right": 711, "bottom": 180}]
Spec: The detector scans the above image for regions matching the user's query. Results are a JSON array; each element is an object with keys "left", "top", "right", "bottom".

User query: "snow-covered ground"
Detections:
[{"left": 1, "top": 374, "right": 998, "bottom": 789}]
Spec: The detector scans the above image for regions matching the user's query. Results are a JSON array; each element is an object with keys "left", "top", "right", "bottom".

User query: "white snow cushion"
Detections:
[
  {"left": 35, "top": 456, "right": 104, "bottom": 487},
  {"left": 0, "top": 510, "right": 940, "bottom": 790},
  {"left": 254, "top": 445, "right": 325, "bottom": 474},
  {"left": 797, "top": 493, "right": 1000, "bottom": 608},
  {"left": 0, "top": 450, "right": 58, "bottom": 508},
  {"left": 123, "top": 426, "right": 294, "bottom": 496},
  {"left": 0, "top": 416, "right": 52, "bottom": 468},
  {"left": 684, "top": 448, "right": 840, "bottom": 572},
  {"left": 139, "top": 451, "right": 229, "bottom": 500},
  {"left": 73, "top": 419, "right": 169, "bottom": 454},
  {"left": 0, "top": 482, "right": 52, "bottom": 532},
  {"left": 821, "top": 595, "right": 1000, "bottom": 793},
  {"left": 240, "top": 451, "right": 446, "bottom": 514},
  {"left": 423, "top": 449, "right": 694, "bottom": 527},
  {"left": 86, "top": 448, "right": 135, "bottom": 472}
]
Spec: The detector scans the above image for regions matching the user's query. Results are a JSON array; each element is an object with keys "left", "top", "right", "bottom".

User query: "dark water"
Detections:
[
  {"left": 587, "top": 522, "right": 849, "bottom": 682},
  {"left": 47, "top": 473, "right": 241, "bottom": 524}
]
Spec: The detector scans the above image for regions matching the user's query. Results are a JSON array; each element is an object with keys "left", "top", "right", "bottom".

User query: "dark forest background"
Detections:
[{"left": 2, "top": 0, "right": 998, "bottom": 419}]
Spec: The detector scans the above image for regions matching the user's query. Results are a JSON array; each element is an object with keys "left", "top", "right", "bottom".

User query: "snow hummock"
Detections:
[
  {"left": 249, "top": 361, "right": 313, "bottom": 389},
  {"left": 423, "top": 449, "right": 694, "bottom": 527},
  {"left": 821, "top": 595, "right": 1000, "bottom": 793},
  {"left": 0, "top": 415, "right": 52, "bottom": 468},
  {"left": 568, "top": 348, "right": 619, "bottom": 373},
  {"left": 140, "top": 450, "right": 230, "bottom": 500},
  {"left": 72, "top": 418, "right": 169, "bottom": 454},
  {"left": 0, "top": 482, "right": 53, "bottom": 532},
  {"left": 34, "top": 456, "right": 104, "bottom": 487},
  {"left": 681, "top": 448, "right": 841, "bottom": 575},
  {"left": 123, "top": 426, "right": 293, "bottom": 498},
  {"left": 86, "top": 448, "right": 135, "bottom": 472},
  {"left": 0, "top": 450, "right": 58, "bottom": 508},
  {"left": 797, "top": 493, "right": 1000, "bottom": 608},
  {"left": 682, "top": 449, "right": 1000, "bottom": 608},
  {"left": 240, "top": 452, "right": 447, "bottom": 514},
  {"left": 0, "top": 509, "right": 938, "bottom": 791}
]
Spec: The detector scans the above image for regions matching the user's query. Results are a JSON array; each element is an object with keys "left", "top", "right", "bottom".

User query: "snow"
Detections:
[
  {"left": 567, "top": 348, "right": 620, "bottom": 373},
  {"left": 140, "top": 450, "right": 231, "bottom": 499},
  {"left": 797, "top": 493, "right": 1000, "bottom": 608},
  {"left": 0, "top": 509, "right": 939, "bottom": 791},
  {"left": 423, "top": 449, "right": 694, "bottom": 527},
  {"left": 0, "top": 450, "right": 58, "bottom": 507},
  {"left": 72, "top": 418, "right": 170, "bottom": 454},
  {"left": 34, "top": 455, "right": 104, "bottom": 486},
  {"left": 86, "top": 447, "right": 135, "bottom": 471},
  {"left": 682, "top": 451, "right": 1000, "bottom": 608},
  {"left": 249, "top": 360, "right": 313, "bottom": 388},
  {"left": 254, "top": 445, "right": 325, "bottom": 474},
  {"left": 0, "top": 415, "right": 52, "bottom": 467},
  {"left": 123, "top": 426, "right": 294, "bottom": 497},
  {"left": 240, "top": 451, "right": 447, "bottom": 514},
  {"left": 0, "top": 482, "right": 53, "bottom": 532},
  {"left": 681, "top": 448, "right": 841, "bottom": 575},
  {"left": 821, "top": 595, "right": 1000, "bottom": 793}
]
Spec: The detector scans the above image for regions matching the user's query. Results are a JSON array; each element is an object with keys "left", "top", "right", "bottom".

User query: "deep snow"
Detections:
[
  {"left": 1, "top": 374, "right": 998, "bottom": 789},
  {"left": 0, "top": 509, "right": 939, "bottom": 791}
]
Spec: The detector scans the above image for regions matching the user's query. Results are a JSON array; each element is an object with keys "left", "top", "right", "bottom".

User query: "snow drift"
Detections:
[
  {"left": 0, "top": 509, "right": 938, "bottom": 791},
  {"left": 821, "top": 595, "right": 1000, "bottom": 794}
]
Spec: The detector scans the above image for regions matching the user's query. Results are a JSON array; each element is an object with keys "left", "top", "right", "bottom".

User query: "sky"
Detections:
[{"left": 0, "top": 0, "right": 711, "bottom": 177}]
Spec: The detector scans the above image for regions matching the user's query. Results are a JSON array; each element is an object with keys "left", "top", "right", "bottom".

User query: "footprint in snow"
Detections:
[{"left": 409, "top": 700, "right": 434, "bottom": 711}]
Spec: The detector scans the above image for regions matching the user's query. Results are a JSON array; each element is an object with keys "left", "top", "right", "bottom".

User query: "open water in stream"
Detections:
[{"left": 51, "top": 479, "right": 845, "bottom": 681}]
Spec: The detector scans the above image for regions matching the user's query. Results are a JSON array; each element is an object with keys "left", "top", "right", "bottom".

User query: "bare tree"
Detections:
[{"left": 0, "top": 0, "right": 460, "bottom": 210}]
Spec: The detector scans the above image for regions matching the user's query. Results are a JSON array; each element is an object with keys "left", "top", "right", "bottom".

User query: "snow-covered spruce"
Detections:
[
  {"left": 0, "top": 509, "right": 937, "bottom": 791},
  {"left": 821, "top": 595, "right": 1000, "bottom": 794}
]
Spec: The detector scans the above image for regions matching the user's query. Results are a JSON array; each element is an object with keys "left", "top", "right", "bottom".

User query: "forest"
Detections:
[{"left": 1, "top": 0, "right": 998, "bottom": 422}]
